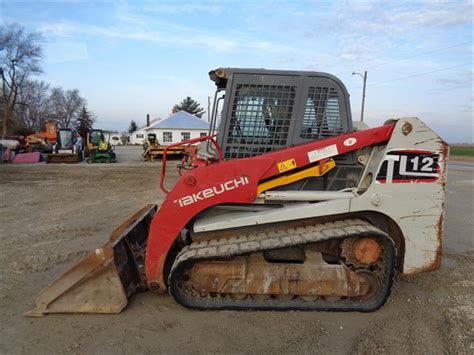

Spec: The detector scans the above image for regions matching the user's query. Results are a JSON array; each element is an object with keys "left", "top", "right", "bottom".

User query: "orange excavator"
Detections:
[{"left": 25, "top": 122, "right": 58, "bottom": 151}]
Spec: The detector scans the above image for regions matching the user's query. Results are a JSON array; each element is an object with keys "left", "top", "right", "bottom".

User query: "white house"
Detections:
[
  {"left": 131, "top": 112, "right": 209, "bottom": 145},
  {"left": 130, "top": 118, "right": 161, "bottom": 145}
]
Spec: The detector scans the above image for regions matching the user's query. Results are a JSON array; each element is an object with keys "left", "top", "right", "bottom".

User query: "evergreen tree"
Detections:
[
  {"left": 128, "top": 120, "right": 138, "bottom": 133},
  {"left": 75, "top": 106, "right": 95, "bottom": 139},
  {"left": 173, "top": 96, "right": 205, "bottom": 118}
]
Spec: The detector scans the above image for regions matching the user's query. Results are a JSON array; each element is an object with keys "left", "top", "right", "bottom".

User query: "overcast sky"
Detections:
[{"left": 2, "top": 0, "right": 472, "bottom": 142}]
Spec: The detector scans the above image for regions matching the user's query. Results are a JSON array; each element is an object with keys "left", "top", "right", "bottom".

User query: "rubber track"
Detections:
[{"left": 168, "top": 219, "right": 396, "bottom": 312}]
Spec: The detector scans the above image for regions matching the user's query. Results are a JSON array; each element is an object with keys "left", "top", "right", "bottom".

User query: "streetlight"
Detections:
[{"left": 352, "top": 70, "right": 367, "bottom": 122}]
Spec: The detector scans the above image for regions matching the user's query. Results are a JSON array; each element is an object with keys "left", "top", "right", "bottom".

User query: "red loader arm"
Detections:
[{"left": 145, "top": 123, "right": 395, "bottom": 292}]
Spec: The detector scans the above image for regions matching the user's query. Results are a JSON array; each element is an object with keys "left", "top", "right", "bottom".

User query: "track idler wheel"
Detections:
[{"left": 341, "top": 237, "right": 382, "bottom": 268}]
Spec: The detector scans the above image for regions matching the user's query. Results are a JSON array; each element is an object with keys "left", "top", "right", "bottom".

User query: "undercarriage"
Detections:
[{"left": 169, "top": 219, "right": 396, "bottom": 311}]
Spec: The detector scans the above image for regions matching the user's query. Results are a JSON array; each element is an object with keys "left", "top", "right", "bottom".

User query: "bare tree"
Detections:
[
  {"left": 14, "top": 80, "right": 51, "bottom": 134},
  {"left": 0, "top": 23, "right": 43, "bottom": 138},
  {"left": 49, "top": 87, "right": 85, "bottom": 129}
]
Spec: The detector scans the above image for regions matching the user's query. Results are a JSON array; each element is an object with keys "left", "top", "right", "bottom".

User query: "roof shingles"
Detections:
[{"left": 146, "top": 111, "right": 209, "bottom": 130}]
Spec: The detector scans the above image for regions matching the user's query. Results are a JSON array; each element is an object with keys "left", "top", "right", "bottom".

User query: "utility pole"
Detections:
[
  {"left": 352, "top": 70, "right": 367, "bottom": 122},
  {"left": 207, "top": 96, "right": 211, "bottom": 122}
]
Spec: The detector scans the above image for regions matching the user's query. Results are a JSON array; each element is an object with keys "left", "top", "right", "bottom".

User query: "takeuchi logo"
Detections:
[{"left": 174, "top": 176, "right": 250, "bottom": 207}]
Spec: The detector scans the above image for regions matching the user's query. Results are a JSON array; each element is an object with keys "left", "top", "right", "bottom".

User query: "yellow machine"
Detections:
[
  {"left": 86, "top": 129, "right": 117, "bottom": 163},
  {"left": 142, "top": 133, "right": 184, "bottom": 162},
  {"left": 142, "top": 133, "right": 161, "bottom": 161}
]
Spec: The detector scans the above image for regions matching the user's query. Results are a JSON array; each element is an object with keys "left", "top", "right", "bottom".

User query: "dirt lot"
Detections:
[{"left": 0, "top": 146, "right": 473, "bottom": 354}]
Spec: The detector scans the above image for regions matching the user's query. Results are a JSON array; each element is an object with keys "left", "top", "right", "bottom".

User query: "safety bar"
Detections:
[
  {"left": 160, "top": 135, "right": 223, "bottom": 194},
  {"left": 206, "top": 89, "right": 225, "bottom": 156}
]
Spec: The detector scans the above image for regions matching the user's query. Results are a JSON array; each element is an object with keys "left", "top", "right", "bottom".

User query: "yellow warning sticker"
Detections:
[{"left": 277, "top": 158, "right": 297, "bottom": 172}]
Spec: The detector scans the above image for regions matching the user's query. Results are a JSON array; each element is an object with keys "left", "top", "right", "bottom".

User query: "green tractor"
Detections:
[{"left": 86, "top": 129, "right": 117, "bottom": 163}]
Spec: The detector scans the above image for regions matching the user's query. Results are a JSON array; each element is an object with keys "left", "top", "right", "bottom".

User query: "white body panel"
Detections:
[{"left": 193, "top": 118, "right": 448, "bottom": 275}]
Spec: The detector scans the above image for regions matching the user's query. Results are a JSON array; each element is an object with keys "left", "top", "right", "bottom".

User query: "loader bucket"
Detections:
[{"left": 25, "top": 204, "right": 157, "bottom": 317}]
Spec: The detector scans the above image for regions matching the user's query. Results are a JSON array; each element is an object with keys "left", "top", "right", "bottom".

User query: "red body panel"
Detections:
[{"left": 145, "top": 124, "right": 395, "bottom": 291}]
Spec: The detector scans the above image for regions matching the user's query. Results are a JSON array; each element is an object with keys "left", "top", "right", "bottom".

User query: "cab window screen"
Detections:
[
  {"left": 59, "top": 130, "right": 74, "bottom": 148},
  {"left": 225, "top": 84, "right": 295, "bottom": 159},
  {"left": 300, "top": 87, "right": 343, "bottom": 140}
]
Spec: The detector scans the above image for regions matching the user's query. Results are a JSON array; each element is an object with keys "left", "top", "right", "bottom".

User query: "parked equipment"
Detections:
[
  {"left": 142, "top": 133, "right": 161, "bottom": 161},
  {"left": 26, "top": 68, "right": 448, "bottom": 316},
  {"left": 86, "top": 129, "right": 116, "bottom": 163},
  {"left": 46, "top": 129, "right": 80, "bottom": 164},
  {"left": 142, "top": 132, "right": 186, "bottom": 161},
  {"left": 26, "top": 122, "right": 58, "bottom": 152}
]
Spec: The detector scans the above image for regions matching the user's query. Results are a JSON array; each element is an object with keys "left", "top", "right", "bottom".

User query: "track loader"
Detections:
[
  {"left": 26, "top": 68, "right": 448, "bottom": 316},
  {"left": 46, "top": 128, "right": 81, "bottom": 164},
  {"left": 142, "top": 133, "right": 162, "bottom": 161},
  {"left": 142, "top": 133, "right": 187, "bottom": 161}
]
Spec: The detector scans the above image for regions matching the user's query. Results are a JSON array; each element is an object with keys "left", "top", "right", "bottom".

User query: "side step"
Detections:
[{"left": 25, "top": 204, "right": 157, "bottom": 317}]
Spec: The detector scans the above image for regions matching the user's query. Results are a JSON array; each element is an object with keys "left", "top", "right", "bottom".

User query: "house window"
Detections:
[
  {"left": 163, "top": 132, "right": 172, "bottom": 143},
  {"left": 181, "top": 132, "right": 190, "bottom": 141},
  {"left": 200, "top": 132, "right": 207, "bottom": 137},
  {"left": 136, "top": 134, "right": 144, "bottom": 139}
]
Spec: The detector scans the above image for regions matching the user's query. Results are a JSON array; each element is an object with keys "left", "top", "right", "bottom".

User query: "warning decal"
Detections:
[
  {"left": 307, "top": 144, "right": 339, "bottom": 163},
  {"left": 277, "top": 158, "right": 297, "bottom": 173}
]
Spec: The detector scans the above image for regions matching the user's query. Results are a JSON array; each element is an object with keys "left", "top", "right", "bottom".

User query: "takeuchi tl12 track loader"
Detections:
[{"left": 26, "top": 68, "right": 448, "bottom": 316}]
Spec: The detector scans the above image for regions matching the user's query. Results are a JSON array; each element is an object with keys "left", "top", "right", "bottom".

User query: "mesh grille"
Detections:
[
  {"left": 225, "top": 84, "right": 296, "bottom": 159},
  {"left": 300, "top": 87, "right": 343, "bottom": 140}
]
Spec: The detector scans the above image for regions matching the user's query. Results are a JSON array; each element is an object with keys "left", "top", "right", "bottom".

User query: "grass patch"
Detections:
[{"left": 450, "top": 145, "right": 474, "bottom": 157}]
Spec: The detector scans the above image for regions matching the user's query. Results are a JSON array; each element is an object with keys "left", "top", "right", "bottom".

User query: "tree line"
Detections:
[{"left": 0, "top": 23, "right": 94, "bottom": 139}]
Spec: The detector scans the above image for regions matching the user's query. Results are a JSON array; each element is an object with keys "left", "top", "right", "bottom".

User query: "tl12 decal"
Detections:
[{"left": 377, "top": 150, "right": 439, "bottom": 183}]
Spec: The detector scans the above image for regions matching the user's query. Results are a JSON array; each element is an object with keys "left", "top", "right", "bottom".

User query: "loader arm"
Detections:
[{"left": 145, "top": 123, "right": 394, "bottom": 292}]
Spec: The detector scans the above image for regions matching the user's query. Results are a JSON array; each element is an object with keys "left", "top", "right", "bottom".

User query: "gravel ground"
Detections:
[{"left": 0, "top": 146, "right": 472, "bottom": 354}]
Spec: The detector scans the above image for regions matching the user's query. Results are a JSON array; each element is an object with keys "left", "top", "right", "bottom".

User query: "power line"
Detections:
[
  {"left": 338, "top": 40, "right": 472, "bottom": 77},
  {"left": 349, "top": 62, "right": 471, "bottom": 90},
  {"left": 362, "top": 40, "right": 472, "bottom": 72}
]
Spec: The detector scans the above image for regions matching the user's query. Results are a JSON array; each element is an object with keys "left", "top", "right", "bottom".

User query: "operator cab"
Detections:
[
  {"left": 147, "top": 133, "right": 158, "bottom": 146},
  {"left": 208, "top": 68, "right": 353, "bottom": 160},
  {"left": 56, "top": 129, "right": 75, "bottom": 153},
  {"left": 90, "top": 129, "right": 105, "bottom": 147}
]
